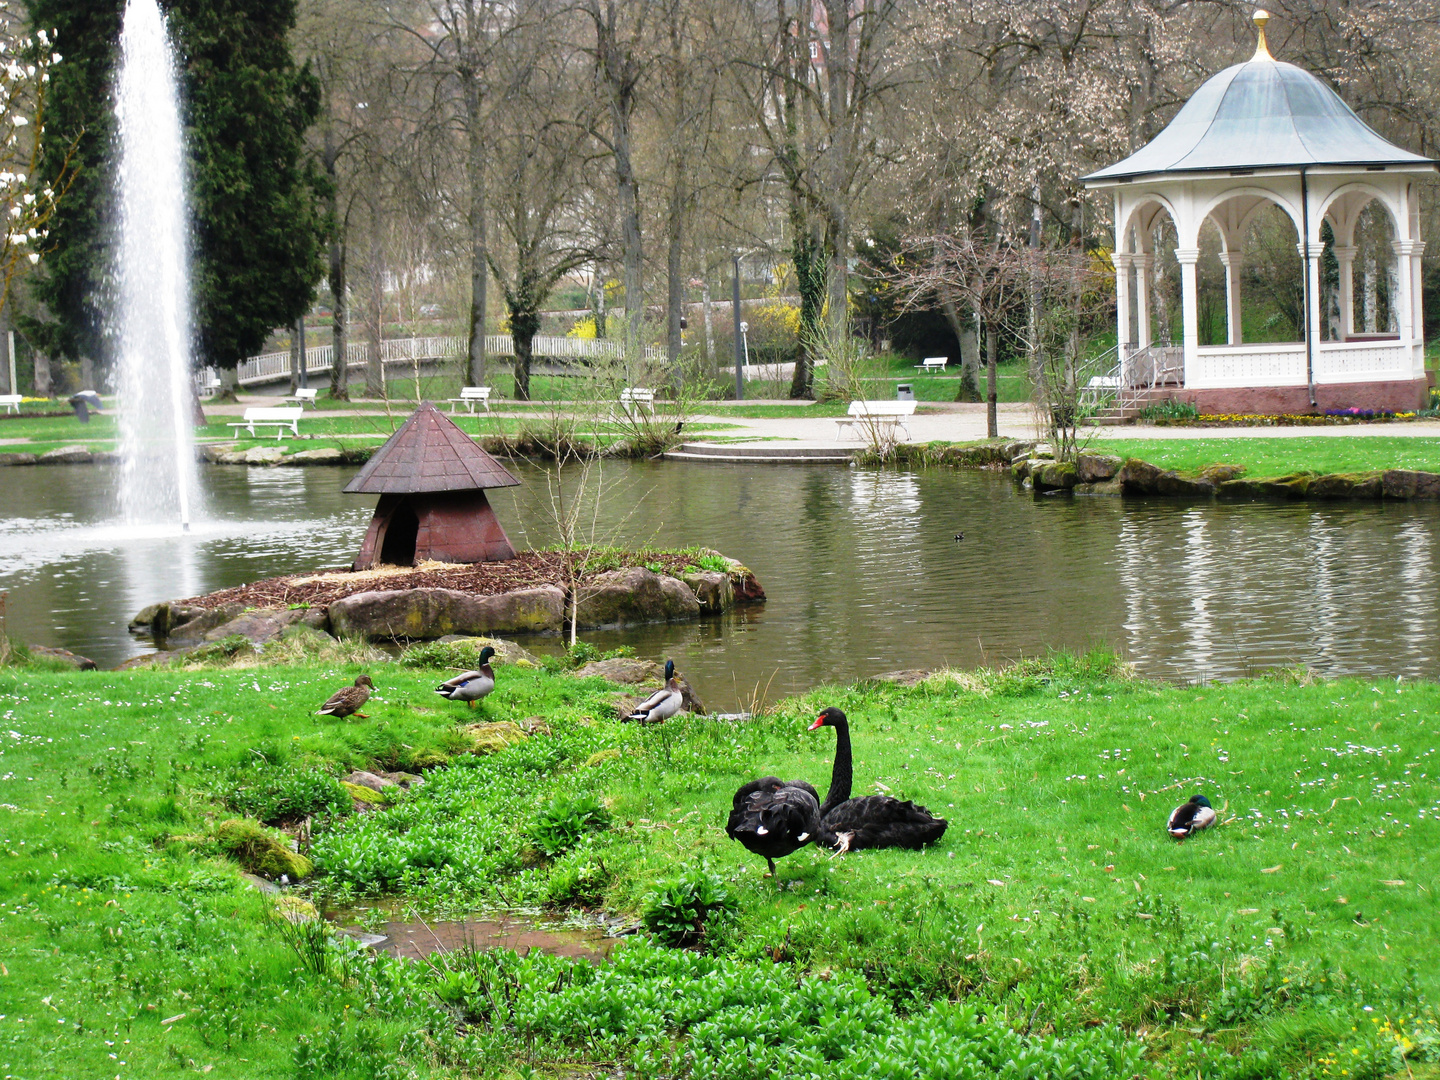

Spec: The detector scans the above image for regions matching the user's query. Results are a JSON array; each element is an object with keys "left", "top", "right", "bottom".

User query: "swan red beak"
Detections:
[{"left": 808, "top": 713, "right": 826, "bottom": 731}]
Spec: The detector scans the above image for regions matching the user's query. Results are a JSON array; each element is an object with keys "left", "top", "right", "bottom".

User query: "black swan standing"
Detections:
[
  {"left": 809, "top": 706, "right": 948, "bottom": 853},
  {"left": 725, "top": 774, "right": 821, "bottom": 876}
]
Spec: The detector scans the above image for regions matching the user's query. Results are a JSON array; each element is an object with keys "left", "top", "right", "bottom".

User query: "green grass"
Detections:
[
  {"left": 2, "top": 648, "right": 1437, "bottom": 1076},
  {"left": 1101, "top": 436, "right": 1440, "bottom": 477}
]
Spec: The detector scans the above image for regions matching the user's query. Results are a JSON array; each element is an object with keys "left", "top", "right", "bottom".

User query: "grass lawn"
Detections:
[
  {"left": 1, "top": 645, "right": 1436, "bottom": 1077},
  {"left": 1101, "top": 436, "right": 1440, "bottom": 477}
]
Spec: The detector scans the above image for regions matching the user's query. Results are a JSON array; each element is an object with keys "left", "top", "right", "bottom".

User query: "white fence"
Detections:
[{"left": 235, "top": 334, "right": 662, "bottom": 387}]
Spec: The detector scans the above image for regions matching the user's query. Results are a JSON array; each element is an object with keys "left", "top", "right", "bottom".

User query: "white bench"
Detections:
[
  {"left": 916, "top": 356, "right": 948, "bottom": 373},
  {"left": 0, "top": 394, "right": 21, "bottom": 414},
  {"left": 619, "top": 387, "right": 655, "bottom": 418},
  {"left": 226, "top": 406, "right": 303, "bottom": 440},
  {"left": 835, "top": 399, "right": 917, "bottom": 440},
  {"left": 197, "top": 370, "right": 222, "bottom": 398},
  {"left": 286, "top": 387, "right": 319, "bottom": 408},
  {"left": 446, "top": 386, "right": 492, "bottom": 414}
]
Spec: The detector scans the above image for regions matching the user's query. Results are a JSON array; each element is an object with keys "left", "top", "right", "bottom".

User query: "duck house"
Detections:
[{"left": 345, "top": 401, "right": 520, "bottom": 570}]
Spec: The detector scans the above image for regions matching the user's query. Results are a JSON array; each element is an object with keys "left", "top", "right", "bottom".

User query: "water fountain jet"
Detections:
[{"left": 114, "top": 0, "right": 200, "bottom": 530}]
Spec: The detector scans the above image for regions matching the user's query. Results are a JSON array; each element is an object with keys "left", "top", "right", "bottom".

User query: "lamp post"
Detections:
[{"left": 732, "top": 254, "right": 744, "bottom": 400}]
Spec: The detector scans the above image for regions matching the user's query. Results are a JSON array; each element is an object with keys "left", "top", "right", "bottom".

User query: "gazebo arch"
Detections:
[{"left": 1083, "top": 9, "right": 1436, "bottom": 415}]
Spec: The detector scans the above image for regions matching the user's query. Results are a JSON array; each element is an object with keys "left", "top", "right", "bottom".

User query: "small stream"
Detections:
[{"left": 2, "top": 460, "right": 1438, "bottom": 709}]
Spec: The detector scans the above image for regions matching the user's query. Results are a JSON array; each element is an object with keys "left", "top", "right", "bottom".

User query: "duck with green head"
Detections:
[
  {"left": 624, "top": 659, "right": 684, "bottom": 723},
  {"left": 435, "top": 646, "right": 496, "bottom": 708}
]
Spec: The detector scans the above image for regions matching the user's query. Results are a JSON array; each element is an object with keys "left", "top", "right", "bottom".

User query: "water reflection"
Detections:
[{"left": 1, "top": 461, "right": 1437, "bottom": 707}]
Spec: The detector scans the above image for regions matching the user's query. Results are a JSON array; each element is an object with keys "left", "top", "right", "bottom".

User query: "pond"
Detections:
[{"left": 2, "top": 460, "right": 1438, "bottom": 710}]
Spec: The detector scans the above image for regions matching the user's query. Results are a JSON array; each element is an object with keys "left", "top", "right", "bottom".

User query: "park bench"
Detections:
[
  {"left": 915, "top": 356, "right": 948, "bottom": 373},
  {"left": 197, "top": 370, "right": 222, "bottom": 398},
  {"left": 285, "top": 387, "right": 319, "bottom": 408},
  {"left": 619, "top": 387, "right": 655, "bottom": 418},
  {"left": 0, "top": 393, "right": 21, "bottom": 414},
  {"left": 446, "top": 386, "right": 492, "bottom": 414},
  {"left": 835, "top": 399, "right": 916, "bottom": 441},
  {"left": 226, "top": 406, "right": 303, "bottom": 440}
]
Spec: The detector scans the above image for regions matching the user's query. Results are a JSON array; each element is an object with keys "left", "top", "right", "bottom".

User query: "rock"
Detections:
[
  {"left": 1220, "top": 473, "right": 1313, "bottom": 500},
  {"left": 243, "top": 446, "right": 285, "bottom": 466},
  {"left": 271, "top": 896, "right": 319, "bottom": 923},
  {"left": 91, "top": 451, "right": 120, "bottom": 464},
  {"left": 430, "top": 635, "right": 542, "bottom": 667},
  {"left": 405, "top": 749, "right": 449, "bottom": 770},
  {"left": 584, "top": 748, "right": 622, "bottom": 767},
  {"left": 342, "top": 781, "right": 386, "bottom": 806},
  {"left": 27, "top": 645, "right": 98, "bottom": 670},
  {"left": 681, "top": 571, "right": 733, "bottom": 614},
  {"left": 1308, "top": 472, "right": 1384, "bottom": 500},
  {"left": 214, "top": 818, "right": 312, "bottom": 880},
  {"left": 198, "top": 607, "right": 320, "bottom": 647},
  {"left": 1034, "top": 461, "right": 1078, "bottom": 491},
  {"left": 1154, "top": 472, "right": 1216, "bottom": 497},
  {"left": 1074, "top": 479, "right": 1124, "bottom": 496},
  {"left": 198, "top": 444, "right": 234, "bottom": 464},
  {"left": 575, "top": 568, "right": 701, "bottom": 627},
  {"left": 112, "top": 652, "right": 173, "bottom": 670},
  {"left": 519, "top": 716, "right": 552, "bottom": 736},
  {"left": 0, "top": 452, "right": 37, "bottom": 466},
  {"left": 1199, "top": 464, "right": 1245, "bottom": 484},
  {"left": 1382, "top": 469, "right": 1440, "bottom": 500},
  {"left": 575, "top": 657, "right": 707, "bottom": 715},
  {"left": 1119, "top": 458, "right": 1164, "bottom": 493},
  {"left": 328, "top": 585, "right": 566, "bottom": 640},
  {"left": 165, "top": 602, "right": 249, "bottom": 645},
  {"left": 342, "top": 770, "right": 396, "bottom": 793},
  {"left": 283, "top": 448, "right": 344, "bottom": 466},
  {"left": 129, "top": 601, "right": 212, "bottom": 636},
  {"left": 1011, "top": 458, "right": 1032, "bottom": 480},
  {"left": 39, "top": 445, "right": 93, "bottom": 465},
  {"left": 866, "top": 669, "right": 931, "bottom": 687},
  {"left": 464, "top": 721, "right": 529, "bottom": 755},
  {"left": 239, "top": 871, "right": 281, "bottom": 896},
  {"left": 1076, "top": 452, "right": 1122, "bottom": 483},
  {"left": 1001, "top": 440, "right": 1036, "bottom": 461}
]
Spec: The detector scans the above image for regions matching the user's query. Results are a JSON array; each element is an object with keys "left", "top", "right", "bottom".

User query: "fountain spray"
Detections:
[{"left": 114, "top": 0, "right": 200, "bottom": 530}]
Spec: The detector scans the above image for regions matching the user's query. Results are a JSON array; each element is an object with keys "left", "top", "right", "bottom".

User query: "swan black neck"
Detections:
[{"left": 821, "top": 713, "right": 853, "bottom": 816}]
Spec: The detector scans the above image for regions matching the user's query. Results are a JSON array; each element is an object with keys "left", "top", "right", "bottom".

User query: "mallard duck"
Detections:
[
  {"left": 435, "top": 646, "right": 496, "bottom": 708},
  {"left": 726, "top": 773, "right": 820, "bottom": 877},
  {"left": 809, "top": 707, "right": 948, "bottom": 853},
  {"left": 317, "top": 675, "right": 374, "bottom": 719},
  {"left": 1167, "top": 794, "right": 1216, "bottom": 839},
  {"left": 624, "top": 659, "right": 684, "bottom": 723}
]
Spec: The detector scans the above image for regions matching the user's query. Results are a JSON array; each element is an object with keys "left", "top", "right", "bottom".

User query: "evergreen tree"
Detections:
[{"left": 26, "top": 0, "right": 327, "bottom": 369}]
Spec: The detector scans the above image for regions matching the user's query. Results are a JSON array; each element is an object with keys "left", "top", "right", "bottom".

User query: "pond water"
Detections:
[{"left": 2, "top": 460, "right": 1438, "bottom": 710}]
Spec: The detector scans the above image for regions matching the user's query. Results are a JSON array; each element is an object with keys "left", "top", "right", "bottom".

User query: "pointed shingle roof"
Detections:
[{"left": 343, "top": 401, "right": 520, "bottom": 494}]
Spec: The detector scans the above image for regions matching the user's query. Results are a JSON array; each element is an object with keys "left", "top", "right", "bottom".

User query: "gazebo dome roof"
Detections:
[
  {"left": 1084, "top": 57, "right": 1434, "bottom": 183},
  {"left": 343, "top": 401, "right": 520, "bottom": 494}
]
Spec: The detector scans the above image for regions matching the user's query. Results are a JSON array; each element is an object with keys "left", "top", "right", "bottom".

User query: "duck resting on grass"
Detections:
[
  {"left": 1167, "top": 793, "right": 1217, "bottom": 839},
  {"left": 726, "top": 773, "right": 821, "bottom": 877},
  {"left": 317, "top": 675, "right": 374, "bottom": 719},
  {"left": 809, "top": 706, "right": 948, "bottom": 853},
  {"left": 435, "top": 646, "right": 496, "bottom": 709},
  {"left": 624, "top": 659, "right": 684, "bottom": 723}
]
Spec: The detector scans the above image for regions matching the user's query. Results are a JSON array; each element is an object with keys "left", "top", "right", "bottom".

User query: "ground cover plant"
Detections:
[
  {"left": 1, "top": 651, "right": 1437, "bottom": 1077},
  {"left": 1100, "top": 436, "right": 1440, "bottom": 477}
]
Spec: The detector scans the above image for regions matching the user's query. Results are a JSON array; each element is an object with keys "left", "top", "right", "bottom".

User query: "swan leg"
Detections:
[
  {"left": 827, "top": 832, "right": 854, "bottom": 857},
  {"left": 765, "top": 857, "right": 776, "bottom": 877}
]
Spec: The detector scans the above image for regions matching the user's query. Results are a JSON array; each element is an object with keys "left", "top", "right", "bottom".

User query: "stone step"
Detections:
[{"left": 663, "top": 443, "right": 854, "bottom": 464}]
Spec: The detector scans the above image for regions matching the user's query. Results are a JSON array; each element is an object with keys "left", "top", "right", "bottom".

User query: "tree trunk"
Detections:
[
  {"left": 329, "top": 237, "right": 349, "bottom": 399},
  {"left": 219, "top": 365, "right": 240, "bottom": 400},
  {"left": 289, "top": 323, "right": 301, "bottom": 394},
  {"left": 789, "top": 223, "right": 825, "bottom": 399},
  {"left": 666, "top": 180, "right": 684, "bottom": 374},
  {"left": 985, "top": 320, "right": 998, "bottom": 439},
  {"left": 32, "top": 351, "right": 51, "bottom": 397},
  {"left": 700, "top": 277, "right": 714, "bottom": 372},
  {"left": 466, "top": 75, "right": 488, "bottom": 387},
  {"left": 510, "top": 309, "right": 540, "bottom": 402},
  {"left": 942, "top": 298, "right": 981, "bottom": 402},
  {"left": 365, "top": 233, "right": 385, "bottom": 398}
]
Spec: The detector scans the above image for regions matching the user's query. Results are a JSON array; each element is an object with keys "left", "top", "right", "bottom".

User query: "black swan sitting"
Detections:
[
  {"left": 725, "top": 775, "right": 821, "bottom": 876},
  {"left": 809, "top": 706, "right": 948, "bottom": 853}
]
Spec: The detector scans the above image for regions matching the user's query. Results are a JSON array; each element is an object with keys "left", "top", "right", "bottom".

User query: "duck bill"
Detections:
[{"left": 807, "top": 715, "right": 826, "bottom": 731}]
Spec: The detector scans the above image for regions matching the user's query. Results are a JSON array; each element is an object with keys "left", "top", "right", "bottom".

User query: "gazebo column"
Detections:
[
  {"left": 1392, "top": 239, "right": 1423, "bottom": 343},
  {"left": 1331, "top": 245, "right": 1357, "bottom": 339},
  {"left": 1114, "top": 253, "right": 1134, "bottom": 357},
  {"left": 1135, "top": 254, "right": 1154, "bottom": 348},
  {"left": 1298, "top": 241, "right": 1323, "bottom": 361},
  {"left": 1218, "top": 251, "right": 1243, "bottom": 345},
  {"left": 1176, "top": 247, "right": 1200, "bottom": 381}
]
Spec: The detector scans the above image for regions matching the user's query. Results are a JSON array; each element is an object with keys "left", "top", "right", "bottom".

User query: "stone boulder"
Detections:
[
  {"left": 243, "top": 446, "right": 285, "bottom": 466},
  {"left": 165, "top": 603, "right": 249, "bottom": 644},
  {"left": 39, "top": 445, "right": 93, "bottom": 465},
  {"left": 1218, "top": 473, "right": 1312, "bottom": 500},
  {"left": 574, "top": 568, "right": 700, "bottom": 628},
  {"left": 1154, "top": 471, "right": 1216, "bottom": 497},
  {"left": 0, "top": 452, "right": 37, "bottom": 467},
  {"left": 328, "top": 585, "right": 565, "bottom": 640},
  {"left": 681, "top": 571, "right": 733, "bottom": 614},
  {"left": 194, "top": 606, "right": 330, "bottom": 646},
  {"left": 865, "top": 669, "right": 931, "bottom": 687},
  {"left": 1033, "top": 461, "right": 1078, "bottom": 491},
  {"left": 1382, "top": 469, "right": 1440, "bottom": 500},
  {"left": 1076, "top": 452, "right": 1122, "bottom": 483},
  {"left": 1199, "top": 464, "right": 1245, "bottom": 484},
  {"left": 1308, "top": 472, "right": 1384, "bottom": 500},
  {"left": 27, "top": 645, "right": 98, "bottom": 670},
  {"left": 198, "top": 444, "right": 233, "bottom": 464},
  {"left": 463, "top": 721, "right": 529, "bottom": 755},
  {"left": 1119, "top": 458, "right": 1164, "bottom": 493},
  {"left": 284, "top": 448, "right": 344, "bottom": 466},
  {"left": 129, "top": 601, "right": 211, "bottom": 636},
  {"left": 1074, "top": 479, "right": 1124, "bottom": 496}
]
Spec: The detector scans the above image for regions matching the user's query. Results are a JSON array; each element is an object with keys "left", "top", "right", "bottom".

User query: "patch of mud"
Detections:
[{"left": 330, "top": 908, "right": 620, "bottom": 964}]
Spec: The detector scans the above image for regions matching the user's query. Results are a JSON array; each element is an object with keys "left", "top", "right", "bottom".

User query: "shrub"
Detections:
[
  {"left": 1138, "top": 397, "right": 1200, "bottom": 421},
  {"left": 642, "top": 865, "right": 736, "bottom": 948},
  {"left": 222, "top": 764, "right": 351, "bottom": 824},
  {"left": 529, "top": 795, "right": 610, "bottom": 858}
]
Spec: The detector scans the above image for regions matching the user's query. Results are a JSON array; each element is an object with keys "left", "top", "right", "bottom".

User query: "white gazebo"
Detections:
[{"left": 1083, "top": 11, "right": 1436, "bottom": 415}]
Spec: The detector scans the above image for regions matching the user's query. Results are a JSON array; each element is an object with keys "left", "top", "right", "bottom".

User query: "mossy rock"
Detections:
[
  {"left": 399, "top": 636, "right": 541, "bottom": 670},
  {"left": 214, "top": 818, "right": 312, "bottom": 880},
  {"left": 463, "top": 721, "right": 529, "bottom": 755},
  {"left": 584, "top": 748, "right": 622, "bottom": 768},
  {"left": 342, "top": 781, "right": 386, "bottom": 805},
  {"left": 271, "top": 895, "right": 319, "bottom": 923},
  {"left": 403, "top": 748, "right": 450, "bottom": 770},
  {"left": 1308, "top": 471, "right": 1384, "bottom": 499}
]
